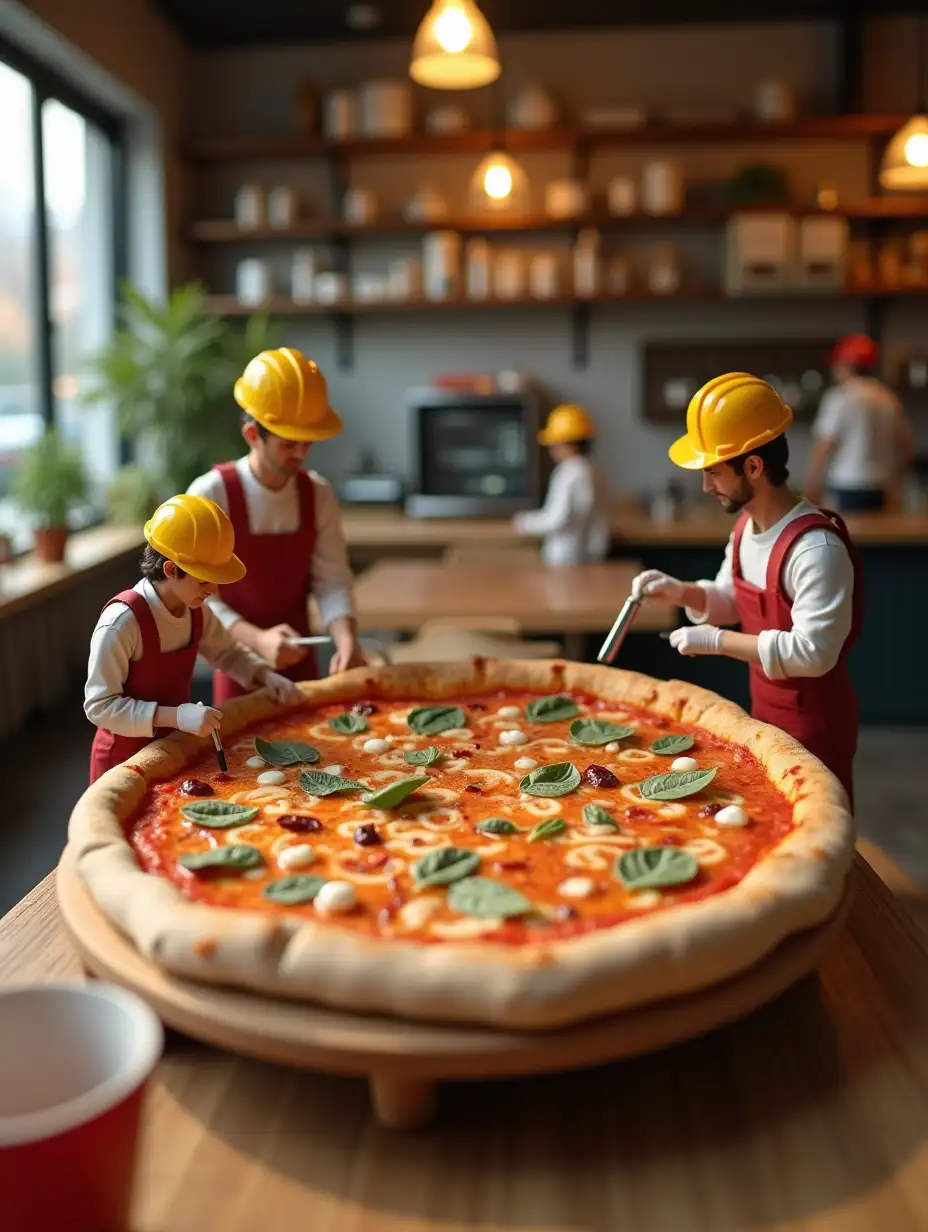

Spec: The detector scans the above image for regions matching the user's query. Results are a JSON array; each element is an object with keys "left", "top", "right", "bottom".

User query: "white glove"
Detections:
[
  {"left": 176, "top": 702, "right": 222, "bottom": 737},
  {"left": 261, "top": 671, "right": 304, "bottom": 705},
  {"left": 669, "top": 625, "right": 724, "bottom": 656},
  {"left": 632, "top": 569, "right": 690, "bottom": 603}
]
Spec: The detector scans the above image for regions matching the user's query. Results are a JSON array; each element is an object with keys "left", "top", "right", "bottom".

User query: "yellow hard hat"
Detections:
[
  {"left": 144, "top": 494, "right": 246, "bottom": 585},
  {"left": 668, "top": 373, "right": 792, "bottom": 470},
  {"left": 537, "top": 404, "right": 595, "bottom": 446},
  {"left": 234, "top": 347, "right": 342, "bottom": 442}
]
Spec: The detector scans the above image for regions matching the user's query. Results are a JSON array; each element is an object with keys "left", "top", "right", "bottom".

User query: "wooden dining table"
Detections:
[
  {"left": 353, "top": 559, "right": 674, "bottom": 659},
  {"left": 3, "top": 849, "right": 928, "bottom": 1231}
]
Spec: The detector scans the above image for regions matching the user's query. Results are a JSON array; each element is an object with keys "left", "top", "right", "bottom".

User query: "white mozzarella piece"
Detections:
[
  {"left": 277, "top": 844, "right": 315, "bottom": 870},
  {"left": 514, "top": 757, "right": 538, "bottom": 771},
  {"left": 314, "top": 880, "right": 358, "bottom": 916},
  {"left": 322, "top": 764, "right": 345, "bottom": 777},
  {"left": 714, "top": 804, "right": 750, "bottom": 828},
  {"left": 558, "top": 876, "right": 596, "bottom": 898},
  {"left": 362, "top": 738, "right": 391, "bottom": 754},
  {"left": 256, "top": 770, "right": 287, "bottom": 786},
  {"left": 499, "top": 729, "right": 528, "bottom": 747},
  {"left": 398, "top": 896, "right": 442, "bottom": 930},
  {"left": 604, "top": 742, "right": 621, "bottom": 753},
  {"left": 245, "top": 755, "right": 267, "bottom": 769},
  {"left": 497, "top": 705, "right": 521, "bottom": 719},
  {"left": 671, "top": 756, "right": 700, "bottom": 773}
]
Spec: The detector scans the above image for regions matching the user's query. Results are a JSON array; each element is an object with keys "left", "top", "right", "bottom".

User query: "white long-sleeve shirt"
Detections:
[
  {"left": 813, "top": 377, "right": 906, "bottom": 489},
  {"left": 513, "top": 455, "right": 612, "bottom": 565},
  {"left": 84, "top": 579, "right": 267, "bottom": 737},
  {"left": 187, "top": 459, "right": 355, "bottom": 631},
  {"left": 685, "top": 499, "right": 855, "bottom": 681}
]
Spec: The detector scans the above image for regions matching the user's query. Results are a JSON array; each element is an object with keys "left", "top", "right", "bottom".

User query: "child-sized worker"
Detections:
[{"left": 84, "top": 494, "right": 303, "bottom": 783}]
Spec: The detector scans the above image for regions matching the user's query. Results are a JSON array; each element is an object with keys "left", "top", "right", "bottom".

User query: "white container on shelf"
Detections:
[
  {"left": 424, "top": 105, "right": 469, "bottom": 134},
  {"left": 358, "top": 80, "right": 412, "bottom": 138},
  {"left": 290, "top": 249, "right": 317, "bottom": 304},
  {"left": 647, "top": 244, "right": 681, "bottom": 295},
  {"left": 267, "top": 186, "right": 297, "bottom": 229},
  {"left": 508, "top": 84, "right": 558, "bottom": 130},
  {"left": 529, "top": 251, "right": 560, "bottom": 299},
  {"left": 342, "top": 187, "right": 378, "bottom": 226},
  {"left": 607, "top": 176, "right": 637, "bottom": 216},
  {"left": 234, "top": 184, "right": 265, "bottom": 230},
  {"left": 314, "top": 272, "right": 348, "bottom": 304},
  {"left": 354, "top": 274, "right": 387, "bottom": 303},
  {"left": 755, "top": 79, "right": 797, "bottom": 123},
  {"left": 422, "top": 231, "right": 461, "bottom": 301},
  {"left": 606, "top": 254, "right": 632, "bottom": 296},
  {"left": 465, "top": 238, "right": 492, "bottom": 300},
  {"left": 493, "top": 249, "right": 526, "bottom": 300},
  {"left": 387, "top": 256, "right": 421, "bottom": 301},
  {"left": 323, "top": 90, "right": 356, "bottom": 140},
  {"left": 236, "top": 259, "right": 271, "bottom": 306},
  {"left": 641, "top": 160, "right": 683, "bottom": 215},
  {"left": 573, "top": 228, "right": 600, "bottom": 298}
]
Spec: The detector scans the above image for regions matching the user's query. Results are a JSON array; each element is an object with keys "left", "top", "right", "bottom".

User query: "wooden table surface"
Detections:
[
  {"left": 4, "top": 855, "right": 928, "bottom": 1231},
  {"left": 354, "top": 559, "right": 673, "bottom": 633}
]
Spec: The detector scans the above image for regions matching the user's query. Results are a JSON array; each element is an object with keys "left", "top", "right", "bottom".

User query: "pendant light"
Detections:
[
  {"left": 468, "top": 79, "right": 528, "bottom": 213},
  {"left": 880, "top": 15, "right": 928, "bottom": 190},
  {"left": 410, "top": 0, "right": 501, "bottom": 90}
]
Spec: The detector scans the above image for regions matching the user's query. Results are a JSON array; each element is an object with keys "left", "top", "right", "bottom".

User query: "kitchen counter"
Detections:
[{"left": 341, "top": 506, "right": 928, "bottom": 551}]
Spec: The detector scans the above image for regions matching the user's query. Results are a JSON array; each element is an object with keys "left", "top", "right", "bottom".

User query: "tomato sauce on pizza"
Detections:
[{"left": 129, "top": 690, "right": 794, "bottom": 946}]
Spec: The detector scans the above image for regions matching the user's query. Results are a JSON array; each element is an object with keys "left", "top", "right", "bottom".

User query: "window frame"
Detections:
[{"left": 0, "top": 33, "right": 127, "bottom": 445}]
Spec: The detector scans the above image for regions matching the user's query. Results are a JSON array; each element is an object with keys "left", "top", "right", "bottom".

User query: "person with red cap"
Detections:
[{"left": 805, "top": 334, "right": 914, "bottom": 513}]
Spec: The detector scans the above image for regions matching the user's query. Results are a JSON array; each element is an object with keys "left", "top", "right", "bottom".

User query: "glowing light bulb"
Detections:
[
  {"left": 904, "top": 131, "right": 928, "bottom": 168},
  {"left": 484, "top": 162, "right": 513, "bottom": 200},
  {"left": 434, "top": 6, "right": 472, "bottom": 53}
]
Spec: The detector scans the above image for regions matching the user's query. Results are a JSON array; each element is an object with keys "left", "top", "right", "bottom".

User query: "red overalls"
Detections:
[
  {"left": 731, "top": 509, "right": 864, "bottom": 807},
  {"left": 211, "top": 462, "right": 318, "bottom": 704},
  {"left": 89, "top": 590, "right": 203, "bottom": 784}
]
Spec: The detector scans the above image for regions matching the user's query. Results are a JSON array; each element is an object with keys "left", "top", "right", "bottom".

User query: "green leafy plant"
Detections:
[
  {"left": 104, "top": 464, "right": 162, "bottom": 525},
  {"left": 11, "top": 429, "right": 87, "bottom": 528},
  {"left": 81, "top": 282, "right": 280, "bottom": 494}
]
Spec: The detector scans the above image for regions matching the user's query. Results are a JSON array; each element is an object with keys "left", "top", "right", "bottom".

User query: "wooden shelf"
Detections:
[
  {"left": 205, "top": 285, "right": 928, "bottom": 317},
  {"left": 187, "top": 115, "right": 909, "bottom": 163},
  {"left": 188, "top": 198, "right": 928, "bottom": 244}
]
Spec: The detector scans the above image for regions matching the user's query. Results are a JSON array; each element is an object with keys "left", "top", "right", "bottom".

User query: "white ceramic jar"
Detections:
[{"left": 422, "top": 231, "right": 462, "bottom": 300}]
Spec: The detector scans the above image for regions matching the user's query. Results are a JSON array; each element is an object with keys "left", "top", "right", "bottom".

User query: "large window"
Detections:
[{"left": 0, "top": 45, "right": 124, "bottom": 552}]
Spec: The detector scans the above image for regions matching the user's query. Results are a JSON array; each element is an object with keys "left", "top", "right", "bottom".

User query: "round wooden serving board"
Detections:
[{"left": 57, "top": 846, "right": 853, "bottom": 1129}]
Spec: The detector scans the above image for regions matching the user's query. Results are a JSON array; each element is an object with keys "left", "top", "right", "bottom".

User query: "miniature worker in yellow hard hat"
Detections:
[
  {"left": 84, "top": 494, "right": 303, "bottom": 783},
  {"left": 512, "top": 403, "right": 611, "bottom": 564},
  {"left": 630, "top": 373, "right": 864, "bottom": 805},
  {"left": 187, "top": 347, "right": 364, "bottom": 703}
]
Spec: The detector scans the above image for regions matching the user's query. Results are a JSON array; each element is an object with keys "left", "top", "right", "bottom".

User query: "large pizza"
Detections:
[{"left": 67, "top": 661, "right": 853, "bottom": 1030}]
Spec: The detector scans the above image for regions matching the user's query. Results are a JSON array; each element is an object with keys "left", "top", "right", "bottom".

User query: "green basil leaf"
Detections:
[
  {"left": 262, "top": 874, "right": 327, "bottom": 905},
  {"left": 254, "top": 737, "right": 320, "bottom": 767},
  {"left": 360, "top": 775, "right": 430, "bottom": 810},
  {"left": 328, "top": 712, "right": 368, "bottom": 735},
  {"left": 519, "top": 761, "right": 582, "bottom": 798},
  {"left": 404, "top": 746, "right": 444, "bottom": 767},
  {"left": 616, "top": 846, "right": 700, "bottom": 890},
  {"left": 525, "top": 694, "right": 578, "bottom": 724},
  {"left": 180, "top": 800, "right": 259, "bottom": 828},
  {"left": 448, "top": 877, "right": 533, "bottom": 919},
  {"left": 583, "top": 804, "right": 618, "bottom": 831},
  {"left": 650, "top": 734, "right": 696, "bottom": 756},
  {"left": 412, "top": 847, "right": 480, "bottom": 887},
  {"left": 299, "top": 770, "right": 367, "bottom": 797},
  {"left": 406, "top": 705, "right": 467, "bottom": 736},
  {"left": 639, "top": 767, "right": 718, "bottom": 801},
  {"left": 179, "top": 844, "right": 263, "bottom": 872},
  {"left": 527, "top": 818, "right": 567, "bottom": 843},
  {"left": 474, "top": 817, "right": 522, "bottom": 836},
  {"left": 570, "top": 718, "right": 636, "bottom": 747}
]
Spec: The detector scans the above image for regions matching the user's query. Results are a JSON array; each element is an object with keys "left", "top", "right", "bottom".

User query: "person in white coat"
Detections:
[{"left": 512, "top": 404, "right": 611, "bottom": 565}]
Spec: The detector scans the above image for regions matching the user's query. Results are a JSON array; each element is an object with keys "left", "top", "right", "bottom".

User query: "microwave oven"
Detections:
[{"left": 404, "top": 387, "right": 549, "bottom": 518}]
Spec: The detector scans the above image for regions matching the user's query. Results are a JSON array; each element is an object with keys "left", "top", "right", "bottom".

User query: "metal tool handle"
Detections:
[{"left": 597, "top": 595, "right": 641, "bottom": 665}]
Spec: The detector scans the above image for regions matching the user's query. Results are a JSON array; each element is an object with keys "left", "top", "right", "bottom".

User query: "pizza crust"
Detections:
[{"left": 66, "top": 662, "right": 854, "bottom": 1030}]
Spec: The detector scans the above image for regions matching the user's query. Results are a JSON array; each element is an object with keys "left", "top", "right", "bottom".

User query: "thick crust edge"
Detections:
[{"left": 66, "top": 661, "right": 854, "bottom": 1030}]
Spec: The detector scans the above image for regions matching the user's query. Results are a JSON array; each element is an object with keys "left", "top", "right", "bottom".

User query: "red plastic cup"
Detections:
[{"left": 0, "top": 982, "right": 163, "bottom": 1232}]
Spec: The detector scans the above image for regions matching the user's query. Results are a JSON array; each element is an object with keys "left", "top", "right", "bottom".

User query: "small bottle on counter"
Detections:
[{"left": 465, "top": 238, "right": 492, "bottom": 300}]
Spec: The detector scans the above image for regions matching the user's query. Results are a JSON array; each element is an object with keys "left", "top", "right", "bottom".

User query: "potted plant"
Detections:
[
  {"left": 104, "top": 463, "right": 162, "bottom": 525},
  {"left": 11, "top": 429, "right": 88, "bottom": 563},
  {"left": 82, "top": 282, "right": 280, "bottom": 495}
]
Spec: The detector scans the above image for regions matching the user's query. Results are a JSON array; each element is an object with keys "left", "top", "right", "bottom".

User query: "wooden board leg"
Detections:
[{"left": 369, "top": 1074, "right": 438, "bottom": 1130}]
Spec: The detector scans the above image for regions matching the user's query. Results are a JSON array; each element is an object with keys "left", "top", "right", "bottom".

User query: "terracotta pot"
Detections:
[{"left": 33, "top": 527, "right": 69, "bottom": 564}]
